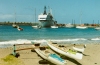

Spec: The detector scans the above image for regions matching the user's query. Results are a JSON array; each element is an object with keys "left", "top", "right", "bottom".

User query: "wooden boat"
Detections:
[
  {"left": 33, "top": 46, "right": 67, "bottom": 65},
  {"left": 47, "top": 41, "right": 83, "bottom": 60}
]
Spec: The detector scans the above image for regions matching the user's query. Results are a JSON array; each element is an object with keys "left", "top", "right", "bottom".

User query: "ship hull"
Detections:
[{"left": 39, "top": 20, "right": 54, "bottom": 27}]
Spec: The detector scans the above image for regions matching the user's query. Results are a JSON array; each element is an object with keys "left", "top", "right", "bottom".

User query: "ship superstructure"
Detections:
[{"left": 38, "top": 6, "right": 57, "bottom": 27}]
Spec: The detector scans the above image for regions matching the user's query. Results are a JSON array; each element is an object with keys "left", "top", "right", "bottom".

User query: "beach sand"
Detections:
[{"left": 0, "top": 44, "right": 100, "bottom": 65}]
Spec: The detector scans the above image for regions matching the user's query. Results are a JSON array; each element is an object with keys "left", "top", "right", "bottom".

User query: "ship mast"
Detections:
[
  {"left": 80, "top": 12, "right": 82, "bottom": 25},
  {"left": 14, "top": 6, "right": 16, "bottom": 23},
  {"left": 43, "top": 6, "right": 47, "bottom": 15},
  {"left": 35, "top": 8, "right": 36, "bottom": 22}
]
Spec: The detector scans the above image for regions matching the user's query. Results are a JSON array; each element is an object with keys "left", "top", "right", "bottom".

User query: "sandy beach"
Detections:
[{"left": 0, "top": 43, "right": 100, "bottom": 65}]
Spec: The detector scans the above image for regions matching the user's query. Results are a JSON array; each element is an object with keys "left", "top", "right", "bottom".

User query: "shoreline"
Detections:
[
  {"left": 0, "top": 22, "right": 99, "bottom": 28},
  {"left": 0, "top": 43, "right": 100, "bottom": 65}
]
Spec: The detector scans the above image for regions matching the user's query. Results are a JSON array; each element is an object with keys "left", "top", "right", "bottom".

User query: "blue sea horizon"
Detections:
[{"left": 0, "top": 25, "right": 100, "bottom": 47}]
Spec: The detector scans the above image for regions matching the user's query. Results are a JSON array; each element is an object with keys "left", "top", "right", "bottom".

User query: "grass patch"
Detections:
[{"left": 0, "top": 54, "right": 24, "bottom": 65}]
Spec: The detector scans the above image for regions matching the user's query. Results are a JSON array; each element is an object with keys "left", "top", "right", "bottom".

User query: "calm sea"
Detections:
[{"left": 0, "top": 25, "right": 100, "bottom": 47}]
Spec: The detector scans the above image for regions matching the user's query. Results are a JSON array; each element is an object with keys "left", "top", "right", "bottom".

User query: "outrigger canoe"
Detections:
[
  {"left": 32, "top": 45, "right": 67, "bottom": 65},
  {"left": 47, "top": 41, "right": 83, "bottom": 60}
]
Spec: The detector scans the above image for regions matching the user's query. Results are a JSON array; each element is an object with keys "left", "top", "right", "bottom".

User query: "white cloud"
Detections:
[
  {"left": 0, "top": 14, "right": 35, "bottom": 22},
  {"left": 0, "top": 14, "right": 14, "bottom": 19}
]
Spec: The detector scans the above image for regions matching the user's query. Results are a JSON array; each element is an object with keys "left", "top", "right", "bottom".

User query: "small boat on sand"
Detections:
[
  {"left": 47, "top": 41, "right": 83, "bottom": 60},
  {"left": 72, "top": 47, "right": 84, "bottom": 53},
  {"left": 32, "top": 45, "right": 67, "bottom": 65},
  {"left": 73, "top": 44, "right": 86, "bottom": 53}
]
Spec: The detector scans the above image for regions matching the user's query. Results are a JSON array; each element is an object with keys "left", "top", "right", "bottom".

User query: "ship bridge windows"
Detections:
[{"left": 40, "top": 18, "right": 46, "bottom": 19}]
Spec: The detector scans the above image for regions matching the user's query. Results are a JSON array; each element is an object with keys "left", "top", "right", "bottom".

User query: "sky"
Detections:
[{"left": 0, "top": 0, "right": 100, "bottom": 24}]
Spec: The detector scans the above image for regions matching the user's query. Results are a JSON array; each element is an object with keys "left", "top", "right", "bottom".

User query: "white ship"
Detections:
[{"left": 38, "top": 6, "right": 57, "bottom": 28}]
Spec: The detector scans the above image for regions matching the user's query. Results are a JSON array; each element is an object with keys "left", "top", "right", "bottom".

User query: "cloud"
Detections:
[
  {"left": 0, "top": 14, "right": 35, "bottom": 22},
  {"left": 0, "top": 14, "right": 14, "bottom": 19},
  {"left": 16, "top": 15, "right": 34, "bottom": 22}
]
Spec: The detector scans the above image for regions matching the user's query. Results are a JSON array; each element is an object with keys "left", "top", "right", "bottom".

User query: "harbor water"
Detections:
[{"left": 0, "top": 25, "right": 100, "bottom": 47}]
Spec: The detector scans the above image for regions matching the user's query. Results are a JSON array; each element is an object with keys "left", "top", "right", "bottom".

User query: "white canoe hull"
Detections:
[
  {"left": 47, "top": 41, "right": 83, "bottom": 60},
  {"left": 73, "top": 47, "right": 84, "bottom": 53},
  {"left": 35, "top": 48, "right": 67, "bottom": 65}
]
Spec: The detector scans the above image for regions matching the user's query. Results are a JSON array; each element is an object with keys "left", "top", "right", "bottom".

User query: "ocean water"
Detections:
[{"left": 0, "top": 25, "right": 100, "bottom": 47}]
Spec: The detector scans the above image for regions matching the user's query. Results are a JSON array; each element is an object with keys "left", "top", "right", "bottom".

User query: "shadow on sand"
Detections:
[
  {"left": 83, "top": 53, "right": 90, "bottom": 56},
  {"left": 61, "top": 56, "right": 82, "bottom": 65},
  {"left": 60, "top": 53, "right": 90, "bottom": 65}
]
